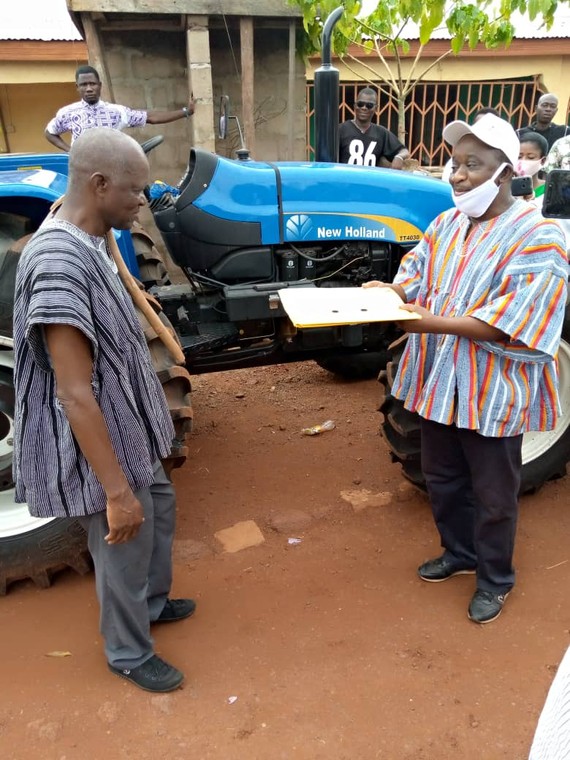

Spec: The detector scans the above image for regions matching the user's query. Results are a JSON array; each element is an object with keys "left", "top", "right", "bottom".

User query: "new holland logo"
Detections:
[{"left": 285, "top": 214, "right": 313, "bottom": 240}]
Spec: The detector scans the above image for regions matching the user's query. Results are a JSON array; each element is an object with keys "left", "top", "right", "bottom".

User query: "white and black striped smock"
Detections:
[{"left": 13, "top": 218, "right": 175, "bottom": 518}]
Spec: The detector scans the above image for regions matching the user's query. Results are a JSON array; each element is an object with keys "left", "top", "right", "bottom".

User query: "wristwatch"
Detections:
[{"left": 182, "top": 106, "right": 190, "bottom": 118}]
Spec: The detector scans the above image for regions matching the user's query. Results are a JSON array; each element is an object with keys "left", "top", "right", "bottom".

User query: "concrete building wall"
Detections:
[
  {"left": 210, "top": 27, "right": 306, "bottom": 162},
  {"left": 101, "top": 25, "right": 306, "bottom": 179},
  {"left": 101, "top": 30, "right": 192, "bottom": 187}
]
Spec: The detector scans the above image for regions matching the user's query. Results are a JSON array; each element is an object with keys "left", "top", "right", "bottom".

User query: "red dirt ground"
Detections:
[{"left": 2, "top": 362, "right": 570, "bottom": 760}]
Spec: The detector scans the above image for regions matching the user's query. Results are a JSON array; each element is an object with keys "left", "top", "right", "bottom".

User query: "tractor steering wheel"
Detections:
[{"left": 140, "top": 135, "right": 164, "bottom": 154}]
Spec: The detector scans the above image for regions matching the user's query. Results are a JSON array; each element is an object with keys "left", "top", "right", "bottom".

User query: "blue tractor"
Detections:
[{"left": 1, "top": 10, "right": 569, "bottom": 592}]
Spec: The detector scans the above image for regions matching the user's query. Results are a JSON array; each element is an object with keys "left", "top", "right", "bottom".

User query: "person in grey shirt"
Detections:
[{"left": 13, "top": 128, "right": 194, "bottom": 693}]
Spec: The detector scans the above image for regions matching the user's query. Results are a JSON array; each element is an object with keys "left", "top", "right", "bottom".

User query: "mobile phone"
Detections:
[
  {"left": 543, "top": 170, "right": 570, "bottom": 218},
  {"left": 511, "top": 175, "right": 533, "bottom": 197}
]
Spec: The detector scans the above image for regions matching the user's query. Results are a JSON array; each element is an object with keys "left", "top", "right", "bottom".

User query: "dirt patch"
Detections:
[{"left": 2, "top": 361, "right": 570, "bottom": 759}]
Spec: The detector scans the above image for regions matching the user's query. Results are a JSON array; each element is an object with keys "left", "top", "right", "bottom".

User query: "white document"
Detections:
[{"left": 278, "top": 286, "right": 421, "bottom": 328}]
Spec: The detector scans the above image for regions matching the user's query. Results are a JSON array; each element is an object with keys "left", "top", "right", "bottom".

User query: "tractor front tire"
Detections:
[{"left": 316, "top": 350, "right": 390, "bottom": 380}]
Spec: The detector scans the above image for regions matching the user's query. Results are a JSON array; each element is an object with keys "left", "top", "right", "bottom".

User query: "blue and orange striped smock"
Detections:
[{"left": 392, "top": 200, "right": 568, "bottom": 437}]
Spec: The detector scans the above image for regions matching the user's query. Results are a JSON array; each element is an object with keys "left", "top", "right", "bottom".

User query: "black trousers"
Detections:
[{"left": 420, "top": 418, "right": 523, "bottom": 594}]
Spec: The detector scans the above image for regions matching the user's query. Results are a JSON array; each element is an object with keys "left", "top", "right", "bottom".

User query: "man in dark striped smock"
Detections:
[{"left": 13, "top": 128, "right": 194, "bottom": 693}]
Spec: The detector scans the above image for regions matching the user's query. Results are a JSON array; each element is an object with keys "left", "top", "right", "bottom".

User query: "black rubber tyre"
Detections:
[
  {"left": 134, "top": 290, "right": 193, "bottom": 476},
  {"left": 316, "top": 349, "right": 390, "bottom": 380},
  {"left": 131, "top": 222, "right": 170, "bottom": 289},
  {"left": 379, "top": 330, "right": 570, "bottom": 495},
  {"left": 0, "top": 355, "right": 92, "bottom": 595}
]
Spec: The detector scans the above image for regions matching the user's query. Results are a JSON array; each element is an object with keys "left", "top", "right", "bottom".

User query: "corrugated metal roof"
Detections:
[
  {"left": 3, "top": 0, "right": 569, "bottom": 43},
  {"left": 0, "top": 0, "right": 82, "bottom": 42}
]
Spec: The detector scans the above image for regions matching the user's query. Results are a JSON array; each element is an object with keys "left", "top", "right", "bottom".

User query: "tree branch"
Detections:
[
  {"left": 339, "top": 53, "right": 397, "bottom": 103},
  {"left": 402, "top": 49, "right": 453, "bottom": 97},
  {"left": 372, "top": 36, "right": 398, "bottom": 92}
]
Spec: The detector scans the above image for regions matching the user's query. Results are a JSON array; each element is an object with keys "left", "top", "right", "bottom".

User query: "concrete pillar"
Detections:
[
  {"left": 186, "top": 15, "right": 215, "bottom": 153},
  {"left": 240, "top": 17, "right": 255, "bottom": 155},
  {"left": 81, "top": 13, "right": 115, "bottom": 102}
]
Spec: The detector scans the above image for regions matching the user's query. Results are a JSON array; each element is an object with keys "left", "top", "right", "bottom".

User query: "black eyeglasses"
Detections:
[{"left": 356, "top": 101, "right": 375, "bottom": 110}]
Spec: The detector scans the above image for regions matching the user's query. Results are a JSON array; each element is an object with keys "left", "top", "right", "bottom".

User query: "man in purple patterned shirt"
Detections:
[{"left": 45, "top": 65, "right": 195, "bottom": 152}]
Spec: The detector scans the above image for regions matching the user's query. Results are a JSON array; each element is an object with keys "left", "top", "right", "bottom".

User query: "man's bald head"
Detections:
[
  {"left": 537, "top": 93, "right": 559, "bottom": 108},
  {"left": 68, "top": 128, "right": 147, "bottom": 189},
  {"left": 64, "top": 128, "right": 149, "bottom": 235},
  {"left": 536, "top": 93, "right": 559, "bottom": 127}
]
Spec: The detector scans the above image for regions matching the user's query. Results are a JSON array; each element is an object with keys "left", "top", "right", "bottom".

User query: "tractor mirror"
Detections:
[{"left": 219, "top": 95, "right": 230, "bottom": 140}]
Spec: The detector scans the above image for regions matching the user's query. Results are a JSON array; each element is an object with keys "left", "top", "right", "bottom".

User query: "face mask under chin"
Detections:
[{"left": 452, "top": 162, "right": 509, "bottom": 218}]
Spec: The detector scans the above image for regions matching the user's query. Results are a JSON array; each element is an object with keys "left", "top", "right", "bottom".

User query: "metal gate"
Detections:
[{"left": 306, "top": 76, "right": 544, "bottom": 166}]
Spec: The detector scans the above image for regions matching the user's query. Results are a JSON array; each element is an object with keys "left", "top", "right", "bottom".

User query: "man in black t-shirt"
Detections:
[
  {"left": 339, "top": 87, "right": 409, "bottom": 168},
  {"left": 517, "top": 93, "right": 570, "bottom": 150}
]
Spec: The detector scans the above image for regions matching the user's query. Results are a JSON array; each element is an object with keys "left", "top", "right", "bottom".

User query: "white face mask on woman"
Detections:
[
  {"left": 515, "top": 158, "right": 543, "bottom": 177},
  {"left": 452, "top": 162, "right": 508, "bottom": 218}
]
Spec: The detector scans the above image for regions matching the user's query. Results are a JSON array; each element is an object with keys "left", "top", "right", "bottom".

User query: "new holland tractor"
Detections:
[{"left": 1, "top": 8, "right": 569, "bottom": 593}]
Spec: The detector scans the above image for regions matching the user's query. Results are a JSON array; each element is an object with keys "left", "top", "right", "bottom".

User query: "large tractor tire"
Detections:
[
  {"left": 316, "top": 349, "right": 390, "bottom": 380},
  {"left": 0, "top": 235, "right": 192, "bottom": 594},
  {"left": 131, "top": 222, "right": 170, "bottom": 289},
  {"left": 379, "top": 331, "right": 570, "bottom": 495},
  {"left": 0, "top": 350, "right": 92, "bottom": 595},
  {"left": 134, "top": 289, "right": 193, "bottom": 476}
]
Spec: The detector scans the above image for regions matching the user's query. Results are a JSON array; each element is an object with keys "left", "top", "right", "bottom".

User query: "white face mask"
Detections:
[
  {"left": 516, "top": 158, "right": 543, "bottom": 177},
  {"left": 452, "top": 162, "right": 508, "bottom": 218}
]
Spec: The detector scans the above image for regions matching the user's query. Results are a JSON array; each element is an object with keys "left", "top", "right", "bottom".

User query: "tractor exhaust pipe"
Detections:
[{"left": 314, "top": 6, "right": 343, "bottom": 163}]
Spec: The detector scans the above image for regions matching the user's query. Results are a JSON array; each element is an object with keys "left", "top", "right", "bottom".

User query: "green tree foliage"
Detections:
[{"left": 289, "top": 0, "right": 565, "bottom": 143}]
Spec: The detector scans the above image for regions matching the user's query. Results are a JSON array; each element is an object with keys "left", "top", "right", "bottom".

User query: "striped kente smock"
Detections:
[
  {"left": 392, "top": 200, "right": 568, "bottom": 437},
  {"left": 13, "top": 219, "right": 175, "bottom": 518}
]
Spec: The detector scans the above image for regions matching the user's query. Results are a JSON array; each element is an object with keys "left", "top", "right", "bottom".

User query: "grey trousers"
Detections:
[{"left": 79, "top": 460, "right": 176, "bottom": 669}]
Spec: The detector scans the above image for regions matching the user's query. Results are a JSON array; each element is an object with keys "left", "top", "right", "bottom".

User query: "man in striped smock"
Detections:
[
  {"left": 13, "top": 128, "right": 194, "bottom": 692},
  {"left": 365, "top": 114, "right": 568, "bottom": 624}
]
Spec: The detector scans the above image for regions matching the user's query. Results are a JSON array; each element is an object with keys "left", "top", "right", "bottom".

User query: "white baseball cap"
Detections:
[{"left": 442, "top": 113, "right": 520, "bottom": 167}]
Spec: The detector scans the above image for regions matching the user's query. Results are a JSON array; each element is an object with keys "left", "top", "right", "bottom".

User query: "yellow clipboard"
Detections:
[{"left": 278, "top": 286, "right": 420, "bottom": 328}]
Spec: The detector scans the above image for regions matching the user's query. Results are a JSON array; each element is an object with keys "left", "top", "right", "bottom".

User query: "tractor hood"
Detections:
[
  {"left": 276, "top": 161, "right": 452, "bottom": 245},
  {"left": 176, "top": 148, "right": 452, "bottom": 250}
]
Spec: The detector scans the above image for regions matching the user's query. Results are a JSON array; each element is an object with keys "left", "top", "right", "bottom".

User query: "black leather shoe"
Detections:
[
  {"left": 108, "top": 654, "right": 184, "bottom": 692},
  {"left": 155, "top": 598, "right": 196, "bottom": 623},
  {"left": 468, "top": 589, "right": 510, "bottom": 624},
  {"left": 418, "top": 555, "right": 476, "bottom": 583}
]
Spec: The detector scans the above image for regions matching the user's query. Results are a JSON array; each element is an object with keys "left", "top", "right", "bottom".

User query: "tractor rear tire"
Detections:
[
  {"left": 131, "top": 222, "right": 170, "bottom": 289},
  {"left": 379, "top": 330, "right": 570, "bottom": 495},
  {"left": 134, "top": 289, "right": 193, "bottom": 476}
]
